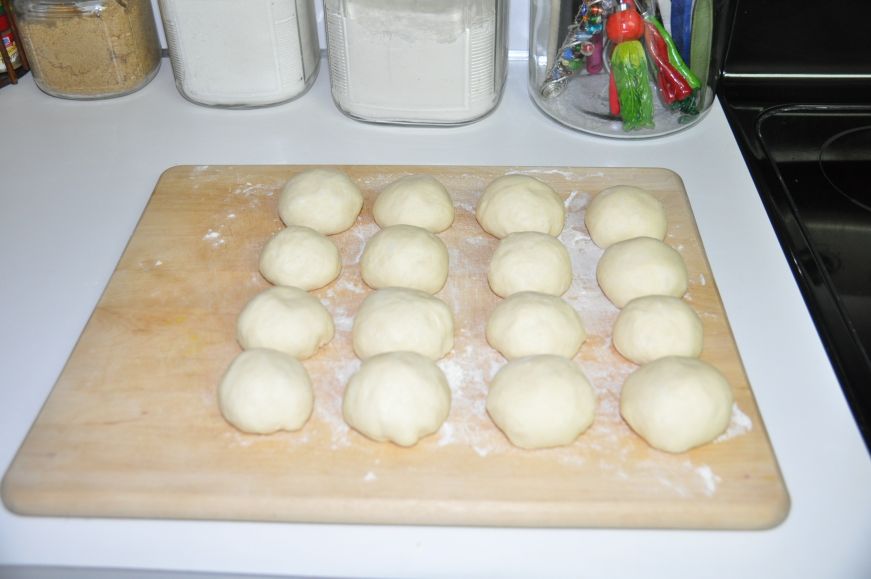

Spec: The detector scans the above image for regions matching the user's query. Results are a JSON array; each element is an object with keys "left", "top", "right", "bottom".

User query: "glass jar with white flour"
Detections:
[
  {"left": 157, "top": 0, "right": 320, "bottom": 108},
  {"left": 324, "top": 0, "right": 508, "bottom": 125}
]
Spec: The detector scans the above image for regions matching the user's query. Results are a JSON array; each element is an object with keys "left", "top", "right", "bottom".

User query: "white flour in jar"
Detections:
[
  {"left": 325, "top": 0, "right": 506, "bottom": 124},
  {"left": 158, "top": 0, "right": 319, "bottom": 107}
]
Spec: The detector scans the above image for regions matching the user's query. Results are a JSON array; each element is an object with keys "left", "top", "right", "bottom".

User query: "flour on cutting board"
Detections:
[
  {"left": 202, "top": 229, "right": 225, "bottom": 248},
  {"left": 137, "top": 259, "right": 163, "bottom": 270},
  {"left": 695, "top": 464, "right": 721, "bottom": 495},
  {"left": 314, "top": 355, "right": 358, "bottom": 449},
  {"left": 716, "top": 403, "right": 753, "bottom": 442},
  {"left": 347, "top": 223, "right": 379, "bottom": 263},
  {"left": 435, "top": 342, "right": 504, "bottom": 454},
  {"left": 235, "top": 182, "right": 274, "bottom": 198}
]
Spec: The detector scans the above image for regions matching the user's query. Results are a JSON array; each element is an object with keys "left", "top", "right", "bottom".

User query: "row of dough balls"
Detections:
[
  {"left": 477, "top": 175, "right": 598, "bottom": 450},
  {"left": 345, "top": 174, "right": 457, "bottom": 447},
  {"left": 218, "top": 168, "right": 460, "bottom": 447},
  {"left": 587, "top": 185, "right": 733, "bottom": 453},
  {"left": 218, "top": 169, "right": 365, "bottom": 434}
]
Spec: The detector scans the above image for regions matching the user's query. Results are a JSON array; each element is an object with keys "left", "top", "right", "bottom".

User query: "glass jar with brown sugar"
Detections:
[{"left": 12, "top": 0, "right": 160, "bottom": 99}]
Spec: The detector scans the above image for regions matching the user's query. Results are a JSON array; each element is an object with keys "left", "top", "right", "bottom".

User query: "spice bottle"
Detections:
[
  {"left": 1, "top": 3, "right": 23, "bottom": 73},
  {"left": 324, "top": 0, "right": 509, "bottom": 126},
  {"left": 529, "top": 0, "right": 728, "bottom": 138},
  {"left": 157, "top": 0, "right": 320, "bottom": 108},
  {"left": 12, "top": 0, "right": 161, "bottom": 99}
]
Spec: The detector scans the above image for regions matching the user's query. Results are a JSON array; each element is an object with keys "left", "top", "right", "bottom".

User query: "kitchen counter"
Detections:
[{"left": 1, "top": 58, "right": 869, "bottom": 578}]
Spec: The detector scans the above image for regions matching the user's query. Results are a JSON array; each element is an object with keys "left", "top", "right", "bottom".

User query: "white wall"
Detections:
[{"left": 149, "top": 0, "right": 531, "bottom": 55}]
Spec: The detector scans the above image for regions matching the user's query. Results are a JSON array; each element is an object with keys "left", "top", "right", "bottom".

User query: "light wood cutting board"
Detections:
[{"left": 1, "top": 165, "right": 789, "bottom": 529}]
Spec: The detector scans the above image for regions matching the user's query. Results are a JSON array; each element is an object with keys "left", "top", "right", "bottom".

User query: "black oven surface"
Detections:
[
  {"left": 757, "top": 106, "right": 871, "bottom": 442},
  {"left": 719, "top": 0, "right": 871, "bottom": 451}
]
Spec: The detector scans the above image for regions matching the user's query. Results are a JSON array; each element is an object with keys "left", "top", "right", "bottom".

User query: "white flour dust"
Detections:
[
  {"left": 454, "top": 198, "right": 477, "bottom": 213},
  {"left": 226, "top": 179, "right": 279, "bottom": 213},
  {"left": 314, "top": 356, "right": 359, "bottom": 449},
  {"left": 235, "top": 182, "right": 274, "bottom": 198},
  {"left": 433, "top": 342, "right": 503, "bottom": 452},
  {"left": 716, "top": 403, "right": 753, "bottom": 442},
  {"left": 463, "top": 235, "right": 489, "bottom": 247},
  {"left": 202, "top": 229, "right": 225, "bottom": 248},
  {"left": 329, "top": 278, "right": 366, "bottom": 296},
  {"left": 199, "top": 175, "right": 287, "bottom": 251},
  {"left": 224, "top": 430, "right": 254, "bottom": 448},
  {"left": 523, "top": 168, "right": 606, "bottom": 180},
  {"left": 347, "top": 223, "right": 379, "bottom": 263},
  {"left": 627, "top": 455, "right": 723, "bottom": 497},
  {"left": 137, "top": 259, "right": 163, "bottom": 270},
  {"left": 695, "top": 464, "right": 721, "bottom": 495}
]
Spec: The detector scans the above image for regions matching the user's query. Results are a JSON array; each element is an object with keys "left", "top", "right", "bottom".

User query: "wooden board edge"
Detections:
[
  {"left": 0, "top": 167, "right": 174, "bottom": 501},
  {"left": 1, "top": 168, "right": 178, "bottom": 518},
  {"left": 1, "top": 481, "right": 791, "bottom": 530}
]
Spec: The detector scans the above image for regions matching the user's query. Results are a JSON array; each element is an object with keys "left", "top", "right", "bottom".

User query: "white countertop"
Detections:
[{"left": 1, "top": 58, "right": 870, "bottom": 579}]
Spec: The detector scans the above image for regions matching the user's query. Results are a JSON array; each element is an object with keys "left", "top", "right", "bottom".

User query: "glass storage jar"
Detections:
[
  {"left": 157, "top": 0, "right": 320, "bottom": 108},
  {"left": 529, "top": 0, "right": 729, "bottom": 138},
  {"left": 324, "top": 0, "right": 508, "bottom": 126},
  {"left": 12, "top": 0, "right": 160, "bottom": 99}
]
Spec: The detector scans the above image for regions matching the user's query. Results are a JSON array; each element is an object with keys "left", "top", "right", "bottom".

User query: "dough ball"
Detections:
[
  {"left": 259, "top": 225, "right": 341, "bottom": 290},
  {"left": 486, "top": 291, "right": 586, "bottom": 359},
  {"left": 613, "top": 295, "right": 703, "bottom": 364},
  {"left": 488, "top": 232, "right": 572, "bottom": 298},
  {"left": 596, "top": 237, "right": 688, "bottom": 308},
  {"left": 476, "top": 174, "right": 565, "bottom": 238},
  {"left": 360, "top": 224, "right": 449, "bottom": 294},
  {"left": 486, "top": 355, "right": 597, "bottom": 449},
  {"left": 278, "top": 168, "right": 363, "bottom": 234},
  {"left": 343, "top": 351, "right": 451, "bottom": 447},
  {"left": 218, "top": 349, "right": 314, "bottom": 434},
  {"left": 585, "top": 185, "right": 667, "bottom": 248},
  {"left": 353, "top": 288, "right": 454, "bottom": 360},
  {"left": 373, "top": 175, "right": 455, "bottom": 233},
  {"left": 620, "top": 356, "right": 733, "bottom": 453},
  {"left": 236, "top": 286, "right": 334, "bottom": 359}
]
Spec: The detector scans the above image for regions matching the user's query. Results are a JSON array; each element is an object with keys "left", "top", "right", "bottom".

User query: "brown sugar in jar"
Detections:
[{"left": 13, "top": 0, "right": 160, "bottom": 99}]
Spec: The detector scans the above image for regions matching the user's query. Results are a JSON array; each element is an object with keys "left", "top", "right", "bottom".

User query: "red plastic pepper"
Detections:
[
  {"left": 643, "top": 20, "right": 693, "bottom": 104},
  {"left": 609, "top": 68, "right": 620, "bottom": 116}
]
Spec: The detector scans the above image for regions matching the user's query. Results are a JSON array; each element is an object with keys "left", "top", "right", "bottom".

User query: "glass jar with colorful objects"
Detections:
[{"left": 528, "top": 0, "right": 730, "bottom": 138}]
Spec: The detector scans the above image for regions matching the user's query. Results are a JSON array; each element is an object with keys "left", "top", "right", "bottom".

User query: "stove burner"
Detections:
[
  {"left": 820, "top": 125, "right": 871, "bottom": 213},
  {"left": 740, "top": 106, "right": 871, "bottom": 451}
]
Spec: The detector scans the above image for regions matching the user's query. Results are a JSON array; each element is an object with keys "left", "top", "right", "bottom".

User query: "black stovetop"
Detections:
[{"left": 718, "top": 1, "right": 871, "bottom": 451}]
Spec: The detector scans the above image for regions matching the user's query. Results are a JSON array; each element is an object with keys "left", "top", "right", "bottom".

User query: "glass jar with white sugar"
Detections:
[
  {"left": 324, "top": 0, "right": 509, "bottom": 125},
  {"left": 157, "top": 0, "right": 320, "bottom": 108}
]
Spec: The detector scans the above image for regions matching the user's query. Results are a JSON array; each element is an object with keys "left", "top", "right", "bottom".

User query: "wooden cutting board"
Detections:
[{"left": 1, "top": 165, "right": 789, "bottom": 529}]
